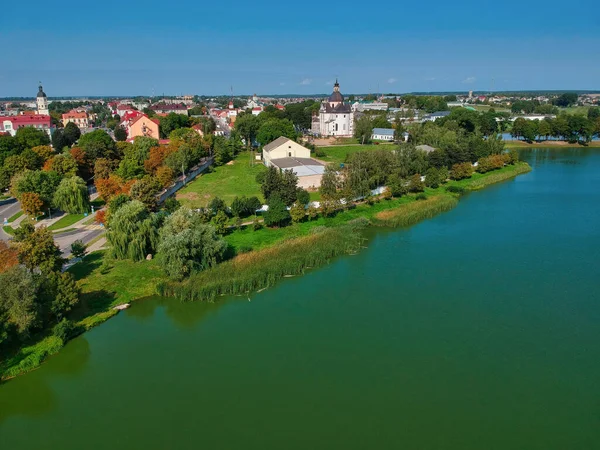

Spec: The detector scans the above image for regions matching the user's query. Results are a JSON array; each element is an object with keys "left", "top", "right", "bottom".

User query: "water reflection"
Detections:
[{"left": 519, "top": 147, "right": 594, "bottom": 167}]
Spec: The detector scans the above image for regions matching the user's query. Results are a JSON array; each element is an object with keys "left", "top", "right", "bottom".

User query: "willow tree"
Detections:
[
  {"left": 106, "top": 200, "right": 159, "bottom": 261},
  {"left": 53, "top": 176, "right": 90, "bottom": 214},
  {"left": 157, "top": 207, "right": 227, "bottom": 280}
]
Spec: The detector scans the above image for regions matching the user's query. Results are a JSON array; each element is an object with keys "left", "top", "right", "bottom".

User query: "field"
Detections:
[
  {"left": 177, "top": 152, "right": 266, "bottom": 208},
  {"left": 316, "top": 143, "right": 397, "bottom": 165}
]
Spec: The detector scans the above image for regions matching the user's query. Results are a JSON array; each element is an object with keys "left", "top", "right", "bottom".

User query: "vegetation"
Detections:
[{"left": 47, "top": 213, "right": 86, "bottom": 231}]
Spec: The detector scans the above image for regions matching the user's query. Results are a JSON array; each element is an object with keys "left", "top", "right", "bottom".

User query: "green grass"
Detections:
[
  {"left": 0, "top": 194, "right": 10, "bottom": 201},
  {"left": 3, "top": 225, "right": 15, "bottom": 235},
  {"left": 559, "top": 106, "right": 591, "bottom": 115},
  {"left": 47, "top": 213, "right": 86, "bottom": 231},
  {"left": 7, "top": 211, "right": 23, "bottom": 223},
  {"left": 0, "top": 336, "right": 64, "bottom": 380},
  {"left": 177, "top": 152, "right": 266, "bottom": 208},
  {"left": 316, "top": 143, "right": 397, "bottom": 165},
  {"left": 53, "top": 228, "right": 77, "bottom": 234}
]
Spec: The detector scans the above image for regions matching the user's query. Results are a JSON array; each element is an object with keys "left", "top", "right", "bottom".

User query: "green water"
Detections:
[{"left": 1, "top": 149, "right": 599, "bottom": 449}]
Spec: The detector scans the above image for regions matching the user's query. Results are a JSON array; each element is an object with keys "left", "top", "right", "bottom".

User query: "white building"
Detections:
[
  {"left": 36, "top": 83, "right": 49, "bottom": 115},
  {"left": 311, "top": 80, "right": 354, "bottom": 137},
  {"left": 371, "top": 128, "right": 395, "bottom": 141},
  {"left": 262, "top": 136, "right": 311, "bottom": 167},
  {"left": 352, "top": 102, "right": 388, "bottom": 112}
]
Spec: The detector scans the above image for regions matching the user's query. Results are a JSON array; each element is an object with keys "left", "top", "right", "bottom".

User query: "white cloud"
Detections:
[
  {"left": 387, "top": 78, "right": 397, "bottom": 84},
  {"left": 462, "top": 76, "right": 476, "bottom": 84},
  {"left": 299, "top": 78, "right": 312, "bottom": 86}
]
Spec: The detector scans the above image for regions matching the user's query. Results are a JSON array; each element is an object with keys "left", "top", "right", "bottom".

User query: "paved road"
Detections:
[
  {"left": 55, "top": 228, "right": 104, "bottom": 258},
  {"left": 0, "top": 199, "right": 20, "bottom": 241}
]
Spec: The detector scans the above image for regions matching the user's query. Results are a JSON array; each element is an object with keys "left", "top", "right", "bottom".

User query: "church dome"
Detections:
[
  {"left": 37, "top": 84, "right": 47, "bottom": 98},
  {"left": 328, "top": 79, "right": 343, "bottom": 103}
]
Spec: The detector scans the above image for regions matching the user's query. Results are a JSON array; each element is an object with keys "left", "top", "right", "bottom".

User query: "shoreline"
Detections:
[
  {"left": 504, "top": 140, "right": 600, "bottom": 149},
  {"left": 0, "top": 162, "right": 532, "bottom": 382}
]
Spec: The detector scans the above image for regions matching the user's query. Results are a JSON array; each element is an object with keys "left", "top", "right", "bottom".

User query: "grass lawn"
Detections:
[
  {"left": 3, "top": 225, "right": 15, "bottom": 235},
  {"left": 316, "top": 143, "right": 396, "bottom": 165},
  {"left": 7, "top": 210, "right": 23, "bottom": 222},
  {"left": 47, "top": 213, "right": 86, "bottom": 231},
  {"left": 559, "top": 106, "right": 591, "bottom": 115},
  {"left": 177, "top": 152, "right": 266, "bottom": 209}
]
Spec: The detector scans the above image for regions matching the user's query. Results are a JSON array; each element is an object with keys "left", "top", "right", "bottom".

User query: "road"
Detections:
[
  {"left": 54, "top": 228, "right": 104, "bottom": 257},
  {"left": 0, "top": 199, "right": 20, "bottom": 241}
]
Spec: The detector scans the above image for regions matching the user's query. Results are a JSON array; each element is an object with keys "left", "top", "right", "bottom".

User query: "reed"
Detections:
[
  {"left": 158, "top": 219, "right": 369, "bottom": 302},
  {"left": 1, "top": 336, "right": 63, "bottom": 380},
  {"left": 465, "top": 162, "right": 531, "bottom": 191},
  {"left": 373, "top": 195, "right": 458, "bottom": 228}
]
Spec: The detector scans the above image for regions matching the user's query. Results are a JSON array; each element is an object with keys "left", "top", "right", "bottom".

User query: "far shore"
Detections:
[{"left": 504, "top": 140, "right": 600, "bottom": 149}]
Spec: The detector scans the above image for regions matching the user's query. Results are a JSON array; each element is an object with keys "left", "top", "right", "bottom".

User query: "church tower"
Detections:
[{"left": 36, "top": 83, "right": 49, "bottom": 115}]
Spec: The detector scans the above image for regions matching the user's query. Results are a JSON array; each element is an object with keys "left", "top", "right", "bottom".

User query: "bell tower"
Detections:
[{"left": 36, "top": 82, "right": 49, "bottom": 115}]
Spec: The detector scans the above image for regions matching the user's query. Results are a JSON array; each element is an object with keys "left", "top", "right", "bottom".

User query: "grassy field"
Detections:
[
  {"left": 177, "top": 152, "right": 266, "bottom": 208},
  {"left": 316, "top": 143, "right": 397, "bottom": 165},
  {"left": 47, "top": 213, "right": 86, "bottom": 231},
  {"left": 3, "top": 225, "right": 15, "bottom": 235}
]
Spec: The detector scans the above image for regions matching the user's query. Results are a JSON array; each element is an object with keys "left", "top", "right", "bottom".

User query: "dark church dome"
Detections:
[
  {"left": 37, "top": 84, "right": 47, "bottom": 98},
  {"left": 328, "top": 80, "right": 344, "bottom": 103}
]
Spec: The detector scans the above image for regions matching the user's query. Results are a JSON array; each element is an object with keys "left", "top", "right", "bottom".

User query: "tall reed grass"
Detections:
[
  {"left": 465, "top": 162, "right": 531, "bottom": 191},
  {"left": 373, "top": 195, "right": 458, "bottom": 228},
  {"left": 158, "top": 218, "right": 369, "bottom": 302},
  {"left": 1, "top": 336, "right": 63, "bottom": 380}
]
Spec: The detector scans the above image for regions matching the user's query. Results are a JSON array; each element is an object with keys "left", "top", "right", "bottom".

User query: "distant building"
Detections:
[
  {"left": 352, "top": 102, "right": 388, "bottom": 112},
  {"left": 422, "top": 111, "right": 450, "bottom": 122},
  {"left": 371, "top": 128, "right": 395, "bottom": 141},
  {"left": 416, "top": 144, "right": 436, "bottom": 153},
  {"left": 36, "top": 83, "right": 49, "bottom": 115},
  {"left": 149, "top": 103, "right": 189, "bottom": 116},
  {"left": 0, "top": 114, "right": 52, "bottom": 137},
  {"left": 121, "top": 113, "right": 160, "bottom": 140},
  {"left": 312, "top": 79, "right": 354, "bottom": 137},
  {"left": 62, "top": 110, "right": 90, "bottom": 128}
]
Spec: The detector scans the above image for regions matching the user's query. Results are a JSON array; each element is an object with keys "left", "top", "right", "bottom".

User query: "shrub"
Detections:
[
  {"left": 446, "top": 185, "right": 466, "bottom": 195},
  {"left": 315, "top": 149, "right": 326, "bottom": 158},
  {"left": 476, "top": 154, "right": 505, "bottom": 174},
  {"left": 408, "top": 173, "right": 425, "bottom": 193},
  {"left": 71, "top": 240, "right": 87, "bottom": 259},
  {"left": 450, "top": 162, "right": 474, "bottom": 180},
  {"left": 416, "top": 193, "right": 427, "bottom": 200},
  {"left": 52, "top": 318, "right": 75, "bottom": 341}
]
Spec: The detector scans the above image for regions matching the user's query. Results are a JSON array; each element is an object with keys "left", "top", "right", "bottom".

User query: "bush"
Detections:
[
  {"left": 450, "top": 162, "right": 474, "bottom": 180},
  {"left": 416, "top": 193, "right": 427, "bottom": 200},
  {"left": 446, "top": 185, "right": 466, "bottom": 195},
  {"left": 315, "top": 149, "right": 326, "bottom": 158},
  {"left": 408, "top": 173, "right": 425, "bottom": 193},
  {"left": 52, "top": 318, "right": 75, "bottom": 341},
  {"left": 476, "top": 154, "right": 505, "bottom": 174},
  {"left": 255, "top": 171, "right": 267, "bottom": 185},
  {"left": 71, "top": 240, "right": 87, "bottom": 259}
]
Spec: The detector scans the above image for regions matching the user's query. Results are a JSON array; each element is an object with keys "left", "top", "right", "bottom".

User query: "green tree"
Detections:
[
  {"left": 129, "top": 176, "right": 162, "bottom": 211},
  {"left": 234, "top": 113, "right": 261, "bottom": 147},
  {"left": 39, "top": 271, "right": 80, "bottom": 322},
  {"left": 0, "top": 266, "right": 40, "bottom": 340},
  {"left": 12, "top": 170, "right": 62, "bottom": 209},
  {"left": 78, "top": 129, "right": 118, "bottom": 160},
  {"left": 53, "top": 176, "right": 90, "bottom": 213},
  {"left": 47, "top": 153, "right": 78, "bottom": 177},
  {"left": 17, "top": 226, "right": 64, "bottom": 274},
  {"left": 20, "top": 192, "right": 44, "bottom": 217},
  {"left": 208, "top": 197, "right": 227, "bottom": 215},
  {"left": 256, "top": 118, "right": 297, "bottom": 145},
  {"left": 159, "top": 113, "right": 190, "bottom": 137},
  {"left": 212, "top": 210, "right": 228, "bottom": 235},
  {"left": 289, "top": 202, "right": 306, "bottom": 223},
  {"left": 106, "top": 200, "right": 159, "bottom": 261},
  {"left": 537, "top": 119, "right": 552, "bottom": 140},
  {"left": 354, "top": 115, "right": 373, "bottom": 144},
  {"left": 114, "top": 126, "right": 127, "bottom": 141},
  {"left": 70, "top": 240, "right": 87, "bottom": 259},
  {"left": 319, "top": 164, "right": 339, "bottom": 197},
  {"left": 157, "top": 208, "right": 227, "bottom": 280},
  {"left": 263, "top": 194, "right": 290, "bottom": 227},
  {"left": 63, "top": 122, "right": 81, "bottom": 146},
  {"left": 15, "top": 127, "right": 50, "bottom": 149}
]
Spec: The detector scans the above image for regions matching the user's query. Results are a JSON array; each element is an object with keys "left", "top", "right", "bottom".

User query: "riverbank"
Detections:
[
  {"left": 505, "top": 140, "right": 600, "bottom": 149},
  {"left": 0, "top": 161, "right": 531, "bottom": 381}
]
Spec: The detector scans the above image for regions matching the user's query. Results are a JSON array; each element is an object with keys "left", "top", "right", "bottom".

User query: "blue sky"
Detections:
[{"left": 1, "top": 0, "right": 599, "bottom": 97}]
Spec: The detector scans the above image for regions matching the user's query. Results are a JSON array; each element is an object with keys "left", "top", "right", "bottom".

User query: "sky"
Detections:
[{"left": 1, "top": 0, "right": 599, "bottom": 97}]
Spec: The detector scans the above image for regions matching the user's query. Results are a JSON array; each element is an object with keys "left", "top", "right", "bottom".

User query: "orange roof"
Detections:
[{"left": 62, "top": 110, "right": 87, "bottom": 119}]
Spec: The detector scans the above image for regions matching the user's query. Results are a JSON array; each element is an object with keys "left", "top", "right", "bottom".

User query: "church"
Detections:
[
  {"left": 36, "top": 83, "right": 49, "bottom": 115},
  {"left": 312, "top": 80, "right": 354, "bottom": 137}
]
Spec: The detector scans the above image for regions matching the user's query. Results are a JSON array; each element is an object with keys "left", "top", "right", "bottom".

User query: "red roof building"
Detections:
[{"left": 0, "top": 114, "right": 52, "bottom": 137}]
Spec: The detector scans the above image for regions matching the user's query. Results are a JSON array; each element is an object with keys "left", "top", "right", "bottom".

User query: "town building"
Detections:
[
  {"left": 149, "top": 103, "right": 189, "bottom": 116},
  {"left": 371, "top": 128, "right": 395, "bottom": 141},
  {"left": 312, "top": 80, "right": 354, "bottom": 137},
  {"left": 121, "top": 113, "right": 160, "bottom": 140},
  {"left": 36, "top": 83, "right": 49, "bottom": 115},
  {"left": 422, "top": 111, "right": 451, "bottom": 122},
  {"left": 352, "top": 102, "right": 389, "bottom": 112},
  {"left": 0, "top": 114, "right": 52, "bottom": 137},
  {"left": 62, "top": 110, "right": 90, "bottom": 128},
  {"left": 262, "top": 137, "right": 324, "bottom": 189}
]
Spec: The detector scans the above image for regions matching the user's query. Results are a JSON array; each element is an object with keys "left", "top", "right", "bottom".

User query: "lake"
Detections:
[{"left": 1, "top": 148, "right": 599, "bottom": 449}]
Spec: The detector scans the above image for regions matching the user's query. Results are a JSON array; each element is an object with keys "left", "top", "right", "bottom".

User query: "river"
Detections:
[{"left": 1, "top": 148, "right": 599, "bottom": 449}]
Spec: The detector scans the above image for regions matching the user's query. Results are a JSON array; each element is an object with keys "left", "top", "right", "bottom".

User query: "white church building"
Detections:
[{"left": 312, "top": 80, "right": 354, "bottom": 137}]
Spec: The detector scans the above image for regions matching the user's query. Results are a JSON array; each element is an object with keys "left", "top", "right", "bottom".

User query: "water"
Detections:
[{"left": 1, "top": 148, "right": 599, "bottom": 449}]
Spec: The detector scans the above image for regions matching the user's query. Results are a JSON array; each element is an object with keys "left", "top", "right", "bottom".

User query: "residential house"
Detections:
[
  {"left": 122, "top": 113, "right": 160, "bottom": 140},
  {"left": 371, "top": 128, "right": 395, "bottom": 141},
  {"left": 62, "top": 109, "right": 90, "bottom": 128},
  {"left": 149, "top": 103, "right": 189, "bottom": 116}
]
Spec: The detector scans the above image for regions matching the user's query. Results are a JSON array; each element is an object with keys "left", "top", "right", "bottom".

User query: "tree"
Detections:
[
  {"left": 319, "top": 164, "right": 340, "bottom": 197},
  {"left": 54, "top": 176, "right": 90, "bottom": 213},
  {"left": 290, "top": 202, "right": 305, "bottom": 223},
  {"left": 156, "top": 166, "right": 175, "bottom": 187},
  {"left": 0, "top": 241, "right": 19, "bottom": 273},
  {"left": 70, "top": 240, "right": 87, "bottom": 259},
  {"left": 425, "top": 167, "right": 444, "bottom": 188},
  {"left": 39, "top": 271, "right": 80, "bottom": 321},
  {"left": 538, "top": 119, "right": 552, "bottom": 140},
  {"left": 94, "top": 158, "right": 119, "bottom": 179},
  {"left": 0, "top": 266, "right": 40, "bottom": 339},
  {"left": 51, "top": 129, "right": 68, "bottom": 151},
  {"left": 15, "top": 127, "right": 50, "bottom": 149},
  {"left": 261, "top": 166, "right": 282, "bottom": 201},
  {"left": 162, "top": 197, "right": 181, "bottom": 213},
  {"left": 587, "top": 107, "right": 600, "bottom": 120},
  {"left": 552, "top": 93, "right": 578, "bottom": 107},
  {"left": 212, "top": 210, "right": 228, "bottom": 235},
  {"left": 78, "top": 129, "right": 118, "bottom": 160},
  {"left": 17, "top": 225, "right": 64, "bottom": 274},
  {"left": 263, "top": 194, "right": 290, "bottom": 227},
  {"left": 256, "top": 118, "right": 297, "bottom": 145},
  {"left": 208, "top": 196, "right": 227, "bottom": 215},
  {"left": 114, "top": 126, "right": 127, "bottom": 141},
  {"left": 407, "top": 173, "right": 425, "bottom": 192},
  {"left": 31, "top": 145, "right": 54, "bottom": 162},
  {"left": 354, "top": 115, "right": 373, "bottom": 144},
  {"left": 159, "top": 113, "right": 190, "bottom": 137},
  {"left": 63, "top": 122, "right": 81, "bottom": 146},
  {"left": 235, "top": 113, "right": 261, "bottom": 147},
  {"left": 129, "top": 176, "right": 162, "bottom": 211},
  {"left": 157, "top": 208, "right": 227, "bottom": 280},
  {"left": 12, "top": 170, "right": 62, "bottom": 209},
  {"left": 260, "top": 166, "right": 298, "bottom": 205},
  {"left": 95, "top": 174, "right": 133, "bottom": 202},
  {"left": 144, "top": 146, "right": 174, "bottom": 174},
  {"left": 21, "top": 192, "right": 44, "bottom": 217},
  {"left": 106, "top": 200, "right": 159, "bottom": 261},
  {"left": 450, "top": 162, "right": 474, "bottom": 180},
  {"left": 44, "top": 153, "right": 78, "bottom": 177}
]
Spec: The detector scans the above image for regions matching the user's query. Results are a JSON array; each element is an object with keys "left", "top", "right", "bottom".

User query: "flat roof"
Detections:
[{"left": 270, "top": 157, "right": 325, "bottom": 177}]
